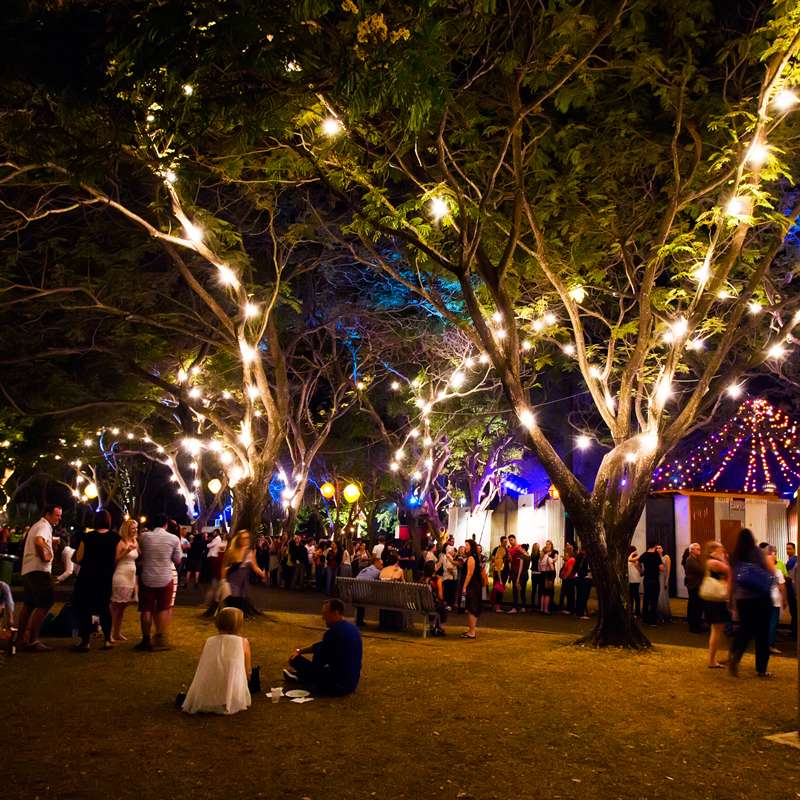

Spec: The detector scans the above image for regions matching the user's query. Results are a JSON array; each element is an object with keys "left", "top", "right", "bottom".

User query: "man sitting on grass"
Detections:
[{"left": 284, "top": 598, "right": 362, "bottom": 696}]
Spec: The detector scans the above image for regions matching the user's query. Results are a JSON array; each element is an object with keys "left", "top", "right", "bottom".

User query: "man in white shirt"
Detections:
[
  {"left": 135, "top": 514, "right": 183, "bottom": 651},
  {"left": 17, "top": 504, "right": 62, "bottom": 652},
  {"left": 205, "top": 530, "right": 225, "bottom": 601},
  {"left": 372, "top": 535, "right": 386, "bottom": 561}
]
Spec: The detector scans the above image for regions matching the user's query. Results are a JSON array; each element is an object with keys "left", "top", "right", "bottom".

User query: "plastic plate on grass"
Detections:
[
  {"left": 290, "top": 697, "right": 314, "bottom": 704},
  {"left": 285, "top": 689, "right": 310, "bottom": 698}
]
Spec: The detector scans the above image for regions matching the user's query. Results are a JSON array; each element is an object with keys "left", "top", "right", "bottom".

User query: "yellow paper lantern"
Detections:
[
  {"left": 207, "top": 478, "right": 222, "bottom": 495},
  {"left": 320, "top": 481, "right": 336, "bottom": 500},
  {"left": 84, "top": 482, "right": 99, "bottom": 499},
  {"left": 342, "top": 483, "right": 360, "bottom": 504}
]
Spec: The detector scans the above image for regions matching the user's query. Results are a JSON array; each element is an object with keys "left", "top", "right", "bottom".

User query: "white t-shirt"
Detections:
[
  {"left": 771, "top": 569, "right": 785, "bottom": 607},
  {"left": 207, "top": 535, "right": 225, "bottom": 558},
  {"left": 21, "top": 518, "right": 54, "bottom": 575},
  {"left": 372, "top": 543, "right": 385, "bottom": 559},
  {"left": 56, "top": 546, "right": 76, "bottom": 582}
]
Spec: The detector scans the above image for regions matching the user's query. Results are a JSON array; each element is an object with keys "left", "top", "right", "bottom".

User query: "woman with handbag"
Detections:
[
  {"left": 699, "top": 541, "right": 730, "bottom": 668},
  {"left": 728, "top": 528, "right": 774, "bottom": 677}
]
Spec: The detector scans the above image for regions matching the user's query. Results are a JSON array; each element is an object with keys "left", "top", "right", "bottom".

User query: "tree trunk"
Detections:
[
  {"left": 576, "top": 521, "right": 650, "bottom": 648},
  {"left": 231, "top": 476, "right": 267, "bottom": 532}
]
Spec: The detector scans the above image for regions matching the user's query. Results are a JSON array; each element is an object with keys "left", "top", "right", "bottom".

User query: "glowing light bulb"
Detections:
[
  {"left": 576, "top": 434, "right": 591, "bottom": 450},
  {"left": 409, "top": 428, "right": 420, "bottom": 439},
  {"left": 208, "top": 440, "right": 222, "bottom": 452},
  {"left": 111, "top": 427, "right": 120, "bottom": 435},
  {"left": 544, "top": 312, "right": 557, "bottom": 326},
  {"left": 589, "top": 365, "right": 602, "bottom": 379},
  {"left": 640, "top": 432, "right": 659, "bottom": 452},
  {"left": 356, "top": 381, "right": 366, "bottom": 390},
  {"left": 655, "top": 378, "right": 673, "bottom": 405},
  {"left": 464, "top": 357, "right": 474, "bottom": 368},
  {"left": 773, "top": 88, "right": 798, "bottom": 111},
  {"left": 568, "top": 285, "right": 586, "bottom": 304},
  {"left": 243, "top": 302, "right": 259, "bottom": 318},
  {"left": 423, "top": 436, "right": 433, "bottom": 446},
  {"left": 395, "top": 449, "right": 405, "bottom": 460},
  {"left": 726, "top": 197, "right": 749, "bottom": 218},
  {"left": 182, "top": 438, "right": 202, "bottom": 455},
  {"left": 686, "top": 338, "right": 704, "bottom": 352},
  {"left": 239, "top": 423, "right": 252, "bottom": 447},
  {"left": 693, "top": 262, "right": 711, "bottom": 284},
  {"left": 425, "top": 457, "right": 434, "bottom": 469},
  {"left": 748, "top": 301, "right": 762, "bottom": 315},
  {"left": 495, "top": 328, "right": 507, "bottom": 340},
  {"left": 671, "top": 317, "right": 689, "bottom": 338},
  {"left": 767, "top": 343, "right": 787, "bottom": 360},
  {"left": 414, "top": 397, "right": 426, "bottom": 409},
  {"left": 126, "top": 432, "right": 134, "bottom": 440},
  {"left": 83, "top": 438, "right": 93, "bottom": 447},
  {"left": 726, "top": 383, "right": 744, "bottom": 399},
  {"left": 182, "top": 83, "right": 194, "bottom": 96},
  {"left": 625, "top": 452, "right": 637, "bottom": 463},
  {"left": 521, "top": 340, "right": 532, "bottom": 351},
  {"left": 562, "top": 343, "right": 576, "bottom": 356},
  {"left": 491, "top": 311, "right": 503, "bottom": 324},
  {"left": 746, "top": 141, "right": 769, "bottom": 166},
  {"left": 182, "top": 221, "right": 203, "bottom": 244},
  {"left": 391, "top": 380, "right": 401, "bottom": 391},
  {"left": 519, "top": 408, "right": 536, "bottom": 429},
  {"left": 240, "top": 341, "right": 257, "bottom": 364},
  {"left": 222, "top": 390, "right": 232, "bottom": 400},
  {"left": 188, "top": 386, "right": 202, "bottom": 399},
  {"left": 321, "top": 116, "right": 343, "bottom": 136},
  {"left": 389, "top": 462, "right": 399, "bottom": 472},
  {"left": 450, "top": 371, "right": 465, "bottom": 388},
  {"left": 479, "top": 352, "right": 490, "bottom": 364},
  {"left": 532, "top": 319, "right": 544, "bottom": 332},
  {"left": 428, "top": 196, "right": 449, "bottom": 221},
  {"left": 177, "top": 368, "right": 188, "bottom": 382},
  {"left": 219, "top": 450, "right": 233, "bottom": 465},
  {"left": 217, "top": 264, "right": 239, "bottom": 288},
  {"left": 247, "top": 385, "right": 259, "bottom": 400},
  {"left": 717, "top": 288, "right": 731, "bottom": 300}
]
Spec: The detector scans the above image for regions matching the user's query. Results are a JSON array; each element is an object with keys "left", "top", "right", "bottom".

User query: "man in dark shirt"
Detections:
[
  {"left": 284, "top": 599, "right": 362, "bottom": 695},
  {"left": 638, "top": 544, "right": 663, "bottom": 626}
]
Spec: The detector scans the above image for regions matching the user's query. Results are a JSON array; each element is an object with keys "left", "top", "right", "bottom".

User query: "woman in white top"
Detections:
[
  {"left": 339, "top": 544, "right": 352, "bottom": 578},
  {"left": 110, "top": 519, "right": 139, "bottom": 642},
  {"left": 182, "top": 606, "right": 252, "bottom": 715}
]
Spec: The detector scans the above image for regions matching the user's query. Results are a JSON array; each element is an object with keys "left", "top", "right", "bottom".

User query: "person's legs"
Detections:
[
  {"left": 629, "top": 583, "right": 641, "bottom": 617},
  {"left": 643, "top": 581, "right": 659, "bottom": 624},
  {"left": 787, "top": 580, "right": 797, "bottom": 638},
  {"left": 16, "top": 603, "right": 32, "bottom": 643},
  {"left": 98, "top": 602, "right": 112, "bottom": 644},
  {"left": 769, "top": 605, "right": 780, "bottom": 647},
  {"left": 110, "top": 603, "right": 126, "bottom": 641},
  {"left": 511, "top": 581, "right": 521, "bottom": 610},
  {"left": 355, "top": 605, "right": 365, "bottom": 626},
  {"left": 140, "top": 611, "right": 152, "bottom": 638},
  {"left": 520, "top": 579, "right": 528, "bottom": 610},
  {"left": 467, "top": 612, "right": 478, "bottom": 636},
  {"left": 687, "top": 588, "right": 705, "bottom": 631},
  {"left": 708, "top": 623, "right": 724, "bottom": 666},
  {"left": 729, "top": 598, "right": 755, "bottom": 674},
  {"left": 564, "top": 578, "right": 576, "bottom": 614},
  {"left": 76, "top": 600, "right": 93, "bottom": 646},
  {"left": 755, "top": 600, "right": 772, "bottom": 675}
]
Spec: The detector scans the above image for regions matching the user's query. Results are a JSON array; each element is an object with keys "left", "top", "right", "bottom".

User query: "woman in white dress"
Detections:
[
  {"left": 656, "top": 545, "right": 672, "bottom": 622},
  {"left": 182, "top": 607, "right": 252, "bottom": 715},
  {"left": 110, "top": 519, "right": 139, "bottom": 642}
]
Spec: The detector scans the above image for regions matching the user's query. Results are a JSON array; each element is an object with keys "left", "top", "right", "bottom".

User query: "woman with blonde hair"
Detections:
[
  {"left": 110, "top": 518, "right": 139, "bottom": 642},
  {"left": 223, "top": 530, "right": 265, "bottom": 614},
  {"left": 181, "top": 606, "right": 252, "bottom": 715},
  {"left": 701, "top": 540, "right": 731, "bottom": 668}
]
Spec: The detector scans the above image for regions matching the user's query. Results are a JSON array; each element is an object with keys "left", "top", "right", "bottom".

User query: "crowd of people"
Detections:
[{"left": 2, "top": 504, "right": 797, "bottom": 710}]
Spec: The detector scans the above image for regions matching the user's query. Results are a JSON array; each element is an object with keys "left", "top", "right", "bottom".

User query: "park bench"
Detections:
[{"left": 336, "top": 577, "right": 439, "bottom": 637}]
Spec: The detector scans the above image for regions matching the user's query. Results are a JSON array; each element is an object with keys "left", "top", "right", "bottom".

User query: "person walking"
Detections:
[
  {"left": 186, "top": 531, "right": 206, "bottom": 589},
  {"left": 135, "top": 513, "right": 183, "bottom": 651},
  {"left": 421, "top": 561, "right": 447, "bottom": 636},
  {"left": 683, "top": 542, "right": 706, "bottom": 633},
  {"left": 511, "top": 543, "right": 531, "bottom": 613},
  {"left": 701, "top": 541, "right": 730, "bottom": 668},
  {"left": 325, "top": 540, "right": 342, "bottom": 596},
  {"left": 638, "top": 544, "right": 663, "bottom": 626},
  {"left": 728, "top": 528, "right": 774, "bottom": 677},
  {"left": 110, "top": 518, "right": 139, "bottom": 642},
  {"left": 764, "top": 545, "right": 786, "bottom": 655},
  {"left": 223, "top": 530, "right": 266, "bottom": 613},
  {"left": 461, "top": 539, "right": 485, "bottom": 639},
  {"left": 628, "top": 546, "right": 642, "bottom": 618},
  {"left": 17, "top": 504, "right": 61, "bottom": 652},
  {"left": 72, "top": 510, "right": 120, "bottom": 652},
  {"left": 490, "top": 535, "right": 508, "bottom": 612}
]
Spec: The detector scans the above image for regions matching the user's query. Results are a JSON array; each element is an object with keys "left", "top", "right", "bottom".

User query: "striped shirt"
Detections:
[{"left": 138, "top": 527, "right": 182, "bottom": 588}]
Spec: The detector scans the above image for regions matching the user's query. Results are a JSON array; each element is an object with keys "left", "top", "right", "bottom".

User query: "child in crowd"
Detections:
[{"left": 181, "top": 607, "right": 252, "bottom": 715}]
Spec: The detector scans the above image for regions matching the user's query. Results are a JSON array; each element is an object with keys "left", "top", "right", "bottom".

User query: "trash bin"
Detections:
[{"left": 0, "top": 554, "right": 18, "bottom": 585}]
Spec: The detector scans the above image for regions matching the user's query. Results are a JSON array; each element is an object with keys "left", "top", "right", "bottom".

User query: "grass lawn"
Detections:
[{"left": 3, "top": 601, "right": 798, "bottom": 800}]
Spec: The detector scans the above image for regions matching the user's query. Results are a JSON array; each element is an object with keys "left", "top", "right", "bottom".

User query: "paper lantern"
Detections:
[
  {"left": 84, "top": 482, "right": 99, "bottom": 499},
  {"left": 207, "top": 478, "right": 222, "bottom": 494},
  {"left": 342, "top": 483, "right": 361, "bottom": 504},
  {"left": 320, "top": 482, "right": 336, "bottom": 500}
]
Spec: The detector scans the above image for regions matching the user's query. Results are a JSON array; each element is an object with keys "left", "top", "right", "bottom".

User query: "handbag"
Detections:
[
  {"left": 735, "top": 562, "right": 772, "bottom": 596},
  {"left": 493, "top": 579, "right": 505, "bottom": 594},
  {"left": 699, "top": 573, "right": 727, "bottom": 602},
  {"left": 248, "top": 665, "right": 261, "bottom": 694}
]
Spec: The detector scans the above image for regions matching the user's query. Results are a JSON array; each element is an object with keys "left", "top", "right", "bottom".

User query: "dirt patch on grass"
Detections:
[{"left": 3, "top": 605, "right": 797, "bottom": 800}]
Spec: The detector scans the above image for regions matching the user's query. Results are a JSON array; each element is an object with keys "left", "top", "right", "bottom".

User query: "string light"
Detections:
[
  {"left": 543, "top": 312, "right": 557, "bottom": 326},
  {"left": 693, "top": 262, "right": 711, "bottom": 284},
  {"left": 521, "top": 339, "right": 533, "bottom": 351},
  {"left": 321, "top": 116, "right": 343, "bottom": 136},
  {"left": 450, "top": 371, "right": 465, "bottom": 388},
  {"left": 568, "top": 286, "right": 586, "bottom": 303},
  {"left": 217, "top": 264, "right": 239, "bottom": 288},
  {"left": 243, "top": 302, "right": 259, "bottom": 317},
  {"left": 519, "top": 408, "right": 536, "bottom": 429},
  {"left": 717, "top": 289, "right": 731, "bottom": 300},
  {"left": 182, "top": 438, "right": 202, "bottom": 455},
  {"left": 773, "top": 88, "right": 798, "bottom": 111},
  {"left": 428, "top": 196, "right": 449, "bottom": 221},
  {"left": 182, "top": 221, "right": 203, "bottom": 244},
  {"left": 562, "top": 343, "right": 576, "bottom": 356},
  {"left": 576, "top": 434, "right": 591, "bottom": 450},
  {"left": 746, "top": 141, "right": 770, "bottom": 166},
  {"left": 246, "top": 385, "right": 259, "bottom": 400},
  {"left": 111, "top": 427, "right": 120, "bottom": 435},
  {"left": 391, "top": 380, "right": 401, "bottom": 391},
  {"left": 83, "top": 438, "right": 93, "bottom": 447},
  {"left": 748, "top": 301, "right": 762, "bottom": 315},
  {"left": 188, "top": 386, "right": 202, "bottom": 399},
  {"left": 389, "top": 462, "right": 399, "bottom": 472},
  {"left": 182, "top": 83, "right": 194, "bottom": 96},
  {"left": 177, "top": 368, "right": 188, "bottom": 382},
  {"left": 726, "top": 196, "right": 750, "bottom": 218},
  {"left": 767, "top": 342, "right": 787, "bottom": 359},
  {"left": 240, "top": 341, "right": 257, "bottom": 363}
]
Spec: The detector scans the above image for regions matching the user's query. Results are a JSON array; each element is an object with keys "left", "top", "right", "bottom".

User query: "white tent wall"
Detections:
[{"left": 674, "top": 494, "right": 691, "bottom": 599}]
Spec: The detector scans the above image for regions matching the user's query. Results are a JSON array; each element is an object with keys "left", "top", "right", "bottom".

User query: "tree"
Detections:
[{"left": 265, "top": 0, "right": 800, "bottom": 646}]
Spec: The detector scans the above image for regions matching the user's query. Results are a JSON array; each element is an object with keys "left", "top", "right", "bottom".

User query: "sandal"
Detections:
[
  {"left": 459, "top": 632, "right": 477, "bottom": 639},
  {"left": 707, "top": 663, "right": 724, "bottom": 669}
]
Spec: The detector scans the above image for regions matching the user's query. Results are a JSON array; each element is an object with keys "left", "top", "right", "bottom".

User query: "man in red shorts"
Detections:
[{"left": 135, "top": 513, "right": 183, "bottom": 651}]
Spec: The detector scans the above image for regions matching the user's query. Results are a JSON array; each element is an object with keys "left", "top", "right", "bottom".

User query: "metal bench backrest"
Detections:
[{"left": 337, "top": 578, "right": 437, "bottom": 613}]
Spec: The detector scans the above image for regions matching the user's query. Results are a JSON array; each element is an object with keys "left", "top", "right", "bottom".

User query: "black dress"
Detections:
[
  {"left": 704, "top": 561, "right": 730, "bottom": 625},
  {"left": 74, "top": 530, "right": 120, "bottom": 644},
  {"left": 464, "top": 555, "right": 484, "bottom": 617}
]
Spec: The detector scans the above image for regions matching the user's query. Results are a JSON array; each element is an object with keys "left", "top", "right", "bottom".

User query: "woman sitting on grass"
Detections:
[{"left": 182, "top": 607, "right": 252, "bottom": 715}]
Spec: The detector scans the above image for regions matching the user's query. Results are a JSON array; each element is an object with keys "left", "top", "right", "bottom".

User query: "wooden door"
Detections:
[{"left": 719, "top": 519, "right": 741, "bottom": 555}]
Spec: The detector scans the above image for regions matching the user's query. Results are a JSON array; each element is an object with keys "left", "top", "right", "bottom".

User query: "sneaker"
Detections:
[
  {"left": 756, "top": 671, "right": 773, "bottom": 678},
  {"left": 578, "top": 615, "right": 590, "bottom": 620},
  {"left": 24, "top": 640, "right": 52, "bottom": 652},
  {"left": 282, "top": 668, "right": 300, "bottom": 682},
  {"left": 769, "top": 646, "right": 781, "bottom": 655},
  {"left": 507, "top": 608, "right": 518, "bottom": 615},
  {"left": 519, "top": 608, "right": 527, "bottom": 613}
]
